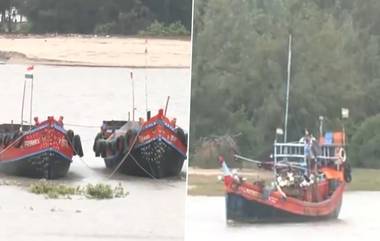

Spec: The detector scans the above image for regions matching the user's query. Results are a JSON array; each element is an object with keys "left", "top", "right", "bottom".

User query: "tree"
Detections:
[{"left": 190, "top": 0, "right": 380, "bottom": 168}]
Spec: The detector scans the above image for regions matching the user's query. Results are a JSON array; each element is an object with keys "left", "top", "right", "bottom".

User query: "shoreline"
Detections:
[{"left": 0, "top": 34, "right": 191, "bottom": 68}]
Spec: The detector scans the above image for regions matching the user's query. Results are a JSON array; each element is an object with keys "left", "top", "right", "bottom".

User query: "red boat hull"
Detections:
[
  {"left": 224, "top": 175, "right": 345, "bottom": 222},
  {"left": 95, "top": 109, "right": 187, "bottom": 178},
  {"left": 0, "top": 119, "right": 74, "bottom": 179}
]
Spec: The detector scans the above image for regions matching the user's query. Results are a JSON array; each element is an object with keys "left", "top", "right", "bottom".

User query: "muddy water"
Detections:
[
  {"left": 0, "top": 64, "right": 190, "bottom": 240},
  {"left": 185, "top": 193, "right": 380, "bottom": 241}
]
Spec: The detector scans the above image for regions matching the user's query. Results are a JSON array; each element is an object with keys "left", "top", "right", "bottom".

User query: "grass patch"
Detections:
[
  {"left": 188, "top": 168, "right": 380, "bottom": 196},
  {"left": 347, "top": 168, "right": 380, "bottom": 191},
  {"left": 29, "top": 180, "right": 128, "bottom": 199},
  {"left": 188, "top": 174, "right": 225, "bottom": 196},
  {"left": 30, "top": 181, "right": 77, "bottom": 199}
]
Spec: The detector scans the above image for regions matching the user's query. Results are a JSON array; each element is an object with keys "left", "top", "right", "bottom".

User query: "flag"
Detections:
[
  {"left": 25, "top": 73, "right": 33, "bottom": 79},
  {"left": 25, "top": 65, "right": 34, "bottom": 79}
]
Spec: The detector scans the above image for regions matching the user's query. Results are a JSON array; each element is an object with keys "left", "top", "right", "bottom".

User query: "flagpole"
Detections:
[
  {"left": 131, "top": 72, "right": 135, "bottom": 121},
  {"left": 145, "top": 39, "right": 149, "bottom": 114},
  {"left": 20, "top": 79, "right": 27, "bottom": 130},
  {"left": 29, "top": 75, "right": 34, "bottom": 130}
]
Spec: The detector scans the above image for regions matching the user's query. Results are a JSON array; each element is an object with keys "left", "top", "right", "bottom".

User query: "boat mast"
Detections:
[
  {"left": 131, "top": 72, "right": 135, "bottom": 121},
  {"left": 164, "top": 96, "right": 170, "bottom": 116},
  {"left": 284, "top": 34, "right": 292, "bottom": 143},
  {"left": 145, "top": 39, "right": 149, "bottom": 114},
  {"left": 29, "top": 74, "right": 34, "bottom": 130},
  {"left": 20, "top": 66, "right": 35, "bottom": 130},
  {"left": 20, "top": 79, "right": 27, "bottom": 130}
]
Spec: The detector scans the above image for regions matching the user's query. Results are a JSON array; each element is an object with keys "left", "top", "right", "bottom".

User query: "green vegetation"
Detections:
[
  {"left": 0, "top": 0, "right": 192, "bottom": 36},
  {"left": 350, "top": 115, "right": 380, "bottom": 168},
  {"left": 29, "top": 180, "right": 128, "bottom": 199},
  {"left": 188, "top": 168, "right": 380, "bottom": 196},
  {"left": 29, "top": 181, "right": 77, "bottom": 199},
  {"left": 347, "top": 168, "right": 380, "bottom": 191},
  {"left": 191, "top": 0, "right": 380, "bottom": 168},
  {"left": 188, "top": 174, "right": 225, "bottom": 196},
  {"left": 139, "top": 20, "right": 190, "bottom": 37}
]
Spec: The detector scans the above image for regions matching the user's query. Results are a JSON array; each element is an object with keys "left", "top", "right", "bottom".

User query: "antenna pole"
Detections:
[
  {"left": 284, "top": 34, "right": 292, "bottom": 143},
  {"left": 20, "top": 79, "right": 27, "bottom": 130}
]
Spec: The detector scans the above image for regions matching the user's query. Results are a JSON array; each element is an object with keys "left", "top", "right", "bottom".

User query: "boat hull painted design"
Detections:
[
  {"left": 0, "top": 117, "right": 75, "bottom": 179},
  {"left": 95, "top": 109, "right": 187, "bottom": 178},
  {"left": 221, "top": 157, "right": 347, "bottom": 223},
  {"left": 105, "top": 137, "right": 185, "bottom": 178},
  {"left": 225, "top": 190, "right": 342, "bottom": 222}
]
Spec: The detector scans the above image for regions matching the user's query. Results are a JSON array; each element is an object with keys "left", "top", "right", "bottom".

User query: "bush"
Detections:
[
  {"left": 94, "top": 22, "right": 117, "bottom": 35},
  {"left": 29, "top": 181, "right": 128, "bottom": 199},
  {"left": 139, "top": 20, "right": 190, "bottom": 37},
  {"left": 350, "top": 115, "right": 380, "bottom": 168},
  {"left": 30, "top": 180, "right": 77, "bottom": 199},
  {"left": 191, "top": 135, "right": 240, "bottom": 168},
  {"left": 85, "top": 183, "right": 113, "bottom": 199}
]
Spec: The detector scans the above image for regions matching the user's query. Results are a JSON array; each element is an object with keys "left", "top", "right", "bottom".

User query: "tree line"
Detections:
[
  {"left": 0, "top": 0, "right": 192, "bottom": 35},
  {"left": 190, "top": 0, "right": 380, "bottom": 169}
]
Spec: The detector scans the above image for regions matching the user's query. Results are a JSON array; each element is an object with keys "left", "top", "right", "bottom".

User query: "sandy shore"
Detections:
[{"left": 0, "top": 35, "right": 191, "bottom": 68}]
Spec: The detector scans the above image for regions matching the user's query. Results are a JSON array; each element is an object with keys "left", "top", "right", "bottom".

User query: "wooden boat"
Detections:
[
  {"left": 219, "top": 129, "right": 352, "bottom": 222},
  {"left": 93, "top": 109, "right": 187, "bottom": 178},
  {"left": 0, "top": 66, "right": 83, "bottom": 179},
  {"left": 0, "top": 116, "right": 83, "bottom": 179}
]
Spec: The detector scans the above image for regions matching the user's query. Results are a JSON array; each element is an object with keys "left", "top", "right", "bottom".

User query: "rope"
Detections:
[
  {"left": 0, "top": 134, "right": 24, "bottom": 156},
  {"left": 64, "top": 123, "right": 99, "bottom": 128},
  {"left": 130, "top": 153, "right": 157, "bottom": 179},
  {"left": 108, "top": 129, "right": 142, "bottom": 179}
]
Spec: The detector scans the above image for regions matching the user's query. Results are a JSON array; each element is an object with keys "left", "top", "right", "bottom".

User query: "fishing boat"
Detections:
[
  {"left": 93, "top": 108, "right": 187, "bottom": 178},
  {"left": 0, "top": 66, "right": 83, "bottom": 179},
  {"left": 93, "top": 66, "right": 187, "bottom": 178},
  {"left": 219, "top": 35, "right": 352, "bottom": 222},
  {"left": 219, "top": 126, "right": 352, "bottom": 222},
  {"left": 0, "top": 117, "right": 83, "bottom": 179}
]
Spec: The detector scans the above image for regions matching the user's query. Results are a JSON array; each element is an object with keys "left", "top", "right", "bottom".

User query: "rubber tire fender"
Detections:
[
  {"left": 66, "top": 130, "right": 74, "bottom": 144},
  {"left": 126, "top": 128, "right": 138, "bottom": 148},
  {"left": 343, "top": 162, "right": 352, "bottom": 183},
  {"left": 100, "top": 141, "right": 107, "bottom": 158},
  {"left": 93, "top": 133, "right": 103, "bottom": 153},
  {"left": 175, "top": 127, "right": 187, "bottom": 146},
  {"left": 73, "top": 135, "right": 84, "bottom": 157},
  {"left": 3, "top": 134, "right": 10, "bottom": 146},
  {"left": 116, "top": 136, "right": 125, "bottom": 154}
]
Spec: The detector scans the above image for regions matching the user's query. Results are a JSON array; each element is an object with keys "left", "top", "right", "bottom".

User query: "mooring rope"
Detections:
[
  {"left": 108, "top": 129, "right": 142, "bottom": 179},
  {"left": 129, "top": 153, "right": 157, "bottom": 179},
  {"left": 64, "top": 123, "right": 100, "bottom": 128},
  {"left": 0, "top": 134, "right": 24, "bottom": 156}
]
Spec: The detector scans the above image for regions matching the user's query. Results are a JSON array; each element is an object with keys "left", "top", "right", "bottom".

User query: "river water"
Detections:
[
  {"left": 0, "top": 64, "right": 190, "bottom": 240},
  {"left": 185, "top": 193, "right": 380, "bottom": 241}
]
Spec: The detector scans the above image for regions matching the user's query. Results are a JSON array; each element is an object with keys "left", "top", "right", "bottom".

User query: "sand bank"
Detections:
[{"left": 0, "top": 35, "right": 191, "bottom": 68}]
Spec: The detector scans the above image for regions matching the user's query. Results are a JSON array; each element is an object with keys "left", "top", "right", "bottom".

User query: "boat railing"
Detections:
[{"left": 273, "top": 141, "right": 345, "bottom": 175}]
